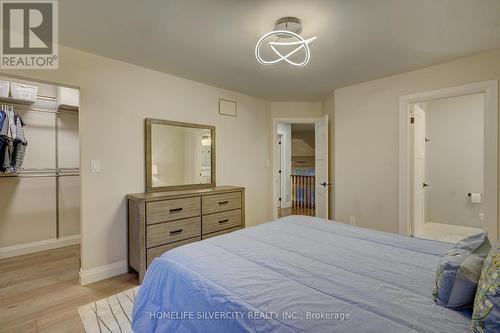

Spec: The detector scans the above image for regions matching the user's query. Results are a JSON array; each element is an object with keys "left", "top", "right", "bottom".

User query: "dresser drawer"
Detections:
[
  {"left": 202, "top": 209, "right": 242, "bottom": 234},
  {"left": 146, "top": 216, "right": 201, "bottom": 248},
  {"left": 202, "top": 192, "right": 241, "bottom": 214},
  {"left": 146, "top": 197, "right": 200, "bottom": 224},
  {"left": 147, "top": 236, "right": 201, "bottom": 266},
  {"left": 202, "top": 226, "right": 242, "bottom": 240}
]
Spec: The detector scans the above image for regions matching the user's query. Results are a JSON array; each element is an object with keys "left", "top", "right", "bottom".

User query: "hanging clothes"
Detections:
[
  {"left": 0, "top": 105, "right": 27, "bottom": 173},
  {"left": 12, "top": 114, "right": 27, "bottom": 171}
]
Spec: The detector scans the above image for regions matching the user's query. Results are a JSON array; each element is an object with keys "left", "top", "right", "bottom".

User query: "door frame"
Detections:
[
  {"left": 398, "top": 80, "right": 498, "bottom": 240},
  {"left": 272, "top": 117, "right": 325, "bottom": 220},
  {"left": 410, "top": 104, "right": 426, "bottom": 237},
  {"left": 277, "top": 133, "right": 283, "bottom": 208}
]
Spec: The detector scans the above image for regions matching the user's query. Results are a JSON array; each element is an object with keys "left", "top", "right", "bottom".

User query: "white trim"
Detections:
[
  {"left": 272, "top": 117, "right": 323, "bottom": 220},
  {"left": 0, "top": 234, "right": 80, "bottom": 259},
  {"left": 79, "top": 260, "right": 128, "bottom": 286},
  {"left": 399, "top": 80, "right": 498, "bottom": 241}
]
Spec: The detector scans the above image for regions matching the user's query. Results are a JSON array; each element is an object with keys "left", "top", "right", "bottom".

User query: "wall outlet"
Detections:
[
  {"left": 90, "top": 159, "right": 101, "bottom": 173},
  {"left": 349, "top": 216, "right": 357, "bottom": 226},
  {"left": 479, "top": 213, "right": 484, "bottom": 221}
]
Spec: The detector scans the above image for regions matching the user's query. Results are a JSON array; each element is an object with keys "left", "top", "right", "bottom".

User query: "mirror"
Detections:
[{"left": 145, "top": 119, "right": 215, "bottom": 192}]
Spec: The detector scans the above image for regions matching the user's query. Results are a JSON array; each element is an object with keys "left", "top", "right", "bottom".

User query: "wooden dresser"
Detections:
[{"left": 127, "top": 186, "right": 245, "bottom": 282}]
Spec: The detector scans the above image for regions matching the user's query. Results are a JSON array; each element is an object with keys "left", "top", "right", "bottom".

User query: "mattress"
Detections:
[{"left": 132, "top": 216, "right": 472, "bottom": 332}]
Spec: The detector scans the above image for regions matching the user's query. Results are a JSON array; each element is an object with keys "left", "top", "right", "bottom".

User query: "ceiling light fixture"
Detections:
[{"left": 255, "top": 17, "right": 317, "bottom": 67}]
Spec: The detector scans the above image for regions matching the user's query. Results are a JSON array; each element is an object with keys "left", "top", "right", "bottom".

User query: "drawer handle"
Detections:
[
  {"left": 219, "top": 219, "right": 229, "bottom": 224},
  {"left": 170, "top": 208, "right": 183, "bottom": 213},
  {"left": 170, "top": 229, "right": 183, "bottom": 236},
  {"left": 218, "top": 201, "right": 229, "bottom": 205}
]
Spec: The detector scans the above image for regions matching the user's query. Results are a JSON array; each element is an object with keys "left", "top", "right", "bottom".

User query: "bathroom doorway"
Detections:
[{"left": 399, "top": 81, "right": 498, "bottom": 243}]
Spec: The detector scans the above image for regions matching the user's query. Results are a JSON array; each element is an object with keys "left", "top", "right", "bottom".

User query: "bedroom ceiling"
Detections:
[{"left": 59, "top": 0, "right": 500, "bottom": 101}]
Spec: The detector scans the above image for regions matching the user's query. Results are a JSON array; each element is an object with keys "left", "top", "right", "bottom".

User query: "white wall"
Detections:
[
  {"left": 277, "top": 123, "right": 291, "bottom": 207},
  {"left": 424, "top": 94, "right": 484, "bottom": 228},
  {"left": 1, "top": 45, "right": 272, "bottom": 274},
  {"left": 334, "top": 49, "right": 500, "bottom": 238}
]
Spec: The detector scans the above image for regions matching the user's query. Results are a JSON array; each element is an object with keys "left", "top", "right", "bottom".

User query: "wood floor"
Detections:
[
  {"left": 0, "top": 245, "right": 138, "bottom": 333},
  {"left": 278, "top": 206, "right": 315, "bottom": 218}
]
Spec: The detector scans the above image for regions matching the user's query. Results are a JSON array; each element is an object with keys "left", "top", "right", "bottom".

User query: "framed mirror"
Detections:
[{"left": 145, "top": 118, "right": 216, "bottom": 192}]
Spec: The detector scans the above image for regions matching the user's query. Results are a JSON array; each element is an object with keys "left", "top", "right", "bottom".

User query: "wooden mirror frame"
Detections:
[{"left": 145, "top": 118, "right": 216, "bottom": 192}]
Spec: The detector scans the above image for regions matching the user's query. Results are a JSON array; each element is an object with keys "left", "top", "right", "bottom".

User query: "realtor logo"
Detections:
[{"left": 1, "top": 0, "right": 58, "bottom": 69}]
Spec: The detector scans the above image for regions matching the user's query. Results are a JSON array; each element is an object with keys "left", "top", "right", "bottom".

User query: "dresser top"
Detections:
[{"left": 127, "top": 185, "right": 244, "bottom": 202}]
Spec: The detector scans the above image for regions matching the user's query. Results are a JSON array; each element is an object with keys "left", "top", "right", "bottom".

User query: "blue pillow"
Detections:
[
  {"left": 471, "top": 241, "right": 500, "bottom": 333},
  {"left": 433, "top": 232, "right": 491, "bottom": 309}
]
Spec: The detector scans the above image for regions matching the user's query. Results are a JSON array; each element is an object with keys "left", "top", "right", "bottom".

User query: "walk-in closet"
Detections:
[{"left": 0, "top": 76, "right": 80, "bottom": 258}]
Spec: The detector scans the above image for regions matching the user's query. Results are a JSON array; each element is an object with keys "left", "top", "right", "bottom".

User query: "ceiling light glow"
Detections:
[{"left": 255, "top": 18, "right": 317, "bottom": 67}]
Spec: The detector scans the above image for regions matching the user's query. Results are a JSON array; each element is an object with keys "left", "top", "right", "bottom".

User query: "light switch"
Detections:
[{"left": 90, "top": 160, "right": 101, "bottom": 173}]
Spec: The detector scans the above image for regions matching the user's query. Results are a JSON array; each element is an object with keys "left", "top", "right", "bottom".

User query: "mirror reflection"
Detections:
[{"left": 151, "top": 124, "right": 212, "bottom": 187}]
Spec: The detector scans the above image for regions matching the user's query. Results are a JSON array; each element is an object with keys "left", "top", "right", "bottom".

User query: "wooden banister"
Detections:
[{"left": 291, "top": 175, "right": 315, "bottom": 209}]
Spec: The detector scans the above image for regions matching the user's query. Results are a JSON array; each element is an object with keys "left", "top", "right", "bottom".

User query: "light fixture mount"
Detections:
[
  {"left": 273, "top": 17, "right": 303, "bottom": 37},
  {"left": 255, "top": 16, "right": 317, "bottom": 67}
]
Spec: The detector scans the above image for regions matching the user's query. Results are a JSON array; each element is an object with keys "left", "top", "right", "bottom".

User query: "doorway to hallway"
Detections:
[{"left": 274, "top": 116, "right": 329, "bottom": 219}]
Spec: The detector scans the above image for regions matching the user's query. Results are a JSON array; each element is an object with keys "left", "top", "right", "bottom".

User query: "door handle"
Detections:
[{"left": 423, "top": 183, "right": 429, "bottom": 188}]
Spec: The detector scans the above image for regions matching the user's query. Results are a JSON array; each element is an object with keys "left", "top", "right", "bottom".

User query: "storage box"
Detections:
[
  {"left": 0, "top": 81, "right": 9, "bottom": 98},
  {"left": 56, "top": 86, "right": 79, "bottom": 110},
  {"left": 10, "top": 82, "right": 38, "bottom": 102}
]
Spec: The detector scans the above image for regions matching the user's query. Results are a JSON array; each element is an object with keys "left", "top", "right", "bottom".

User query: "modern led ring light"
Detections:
[{"left": 255, "top": 17, "right": 317, "bottom": 67}]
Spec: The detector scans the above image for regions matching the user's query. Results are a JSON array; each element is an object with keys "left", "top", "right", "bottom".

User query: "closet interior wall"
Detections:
[{"left": 0, "top": 76, "right": 80, "bottom": 257}]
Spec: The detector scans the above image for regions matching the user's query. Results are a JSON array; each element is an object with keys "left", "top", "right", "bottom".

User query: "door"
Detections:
[
  {"left": 315, "top": 115, "right": 329, "bottom": 218},
  {"left": 278, "top": 134, "right": 283, "bottom": 209},
  {"left": 411, "top": 104, "right": 426, "bottom": 236}
]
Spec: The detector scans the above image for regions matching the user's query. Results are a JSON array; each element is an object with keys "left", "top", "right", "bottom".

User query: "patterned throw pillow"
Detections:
[
  {"left": 433, "top": 232, "right": 491, "bottom": 309},
  {"left": 471, "top": 242, "right": 500, "bottom": 333}
]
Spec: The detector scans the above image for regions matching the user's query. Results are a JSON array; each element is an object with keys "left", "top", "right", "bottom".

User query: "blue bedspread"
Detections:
[{"left": 132, "top": 216, "right": 472, "bottom": 332}]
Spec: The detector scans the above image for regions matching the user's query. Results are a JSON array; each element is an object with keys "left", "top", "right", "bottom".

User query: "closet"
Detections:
[{"left": 0, "top": 76, "right": 80, "bottom": 258}]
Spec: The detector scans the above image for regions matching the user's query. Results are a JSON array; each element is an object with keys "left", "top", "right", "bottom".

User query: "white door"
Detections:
[
  {"left": 278, "top": 134, "right": 283, "bottom": 209},
  {"left": 411, "top": 104, "right": 426, "bottom": 236},
  {"left": 315, "top": 115, "right": 329, "bottom": 218}
]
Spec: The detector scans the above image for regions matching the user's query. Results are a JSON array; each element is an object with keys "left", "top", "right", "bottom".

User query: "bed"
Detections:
[{"left": 132, "top": 216, "right": 472, "bottom": 332}]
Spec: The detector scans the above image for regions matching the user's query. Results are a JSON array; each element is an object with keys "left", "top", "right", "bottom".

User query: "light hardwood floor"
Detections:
[
  {"left": 278, "top": 206, "right": 315, "bottom": 218},
  {"left": 0, "top": 245, "right": 138, "bottom": 333}
]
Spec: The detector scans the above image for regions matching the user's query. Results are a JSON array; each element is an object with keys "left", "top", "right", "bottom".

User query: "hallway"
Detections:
[{"left": 279, "top": 206, "right": 315, "bottom": 218}]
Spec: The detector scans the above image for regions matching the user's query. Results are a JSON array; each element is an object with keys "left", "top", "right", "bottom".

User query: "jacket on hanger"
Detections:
[{"left": 0, "top": 107, "right": 27, "bottom": 173}]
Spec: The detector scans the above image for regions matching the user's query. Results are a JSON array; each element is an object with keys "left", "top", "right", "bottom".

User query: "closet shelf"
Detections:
[
  {"left": 0, "top": 167, "right": 80, "bottom": 178},
  {"left": 0, "top": 96, "right": 35, "bottom": 105}
]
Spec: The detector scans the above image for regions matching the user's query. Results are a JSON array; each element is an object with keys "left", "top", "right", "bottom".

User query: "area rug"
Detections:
[{"left": 78, "top": 286, "right": 140, "bottom": 333}]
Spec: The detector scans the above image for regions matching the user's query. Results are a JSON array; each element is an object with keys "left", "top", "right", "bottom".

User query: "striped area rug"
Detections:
[{"left": 78, "top": 286, "right": 140, "bottom": 333}]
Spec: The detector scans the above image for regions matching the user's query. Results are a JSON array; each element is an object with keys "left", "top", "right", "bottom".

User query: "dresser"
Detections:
[{"left": 127, "top": 186, "right": 245, "bottom": 282}]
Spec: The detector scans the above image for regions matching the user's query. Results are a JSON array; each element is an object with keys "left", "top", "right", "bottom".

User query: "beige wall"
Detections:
[
  {"left": 334, "top": 49, "right": 500, "bottom": 238},
  {"left": 270, "top": 101, "right": 322, "bottom": 119},
  {"left": 1, "top": 45, "right": 272, "bottom": 272}
]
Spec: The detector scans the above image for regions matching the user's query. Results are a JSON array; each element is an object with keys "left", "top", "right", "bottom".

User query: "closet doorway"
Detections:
[{"left": 0, "top": 75, "right": 81, "bottom": 258}]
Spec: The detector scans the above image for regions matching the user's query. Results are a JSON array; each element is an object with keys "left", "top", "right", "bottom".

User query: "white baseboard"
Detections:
[
  {"left": 0, "top": 234, "right": 81, "bottom": 259},
  {"left": 79, "top": 260, "right": 128, "bottom": 286}
]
